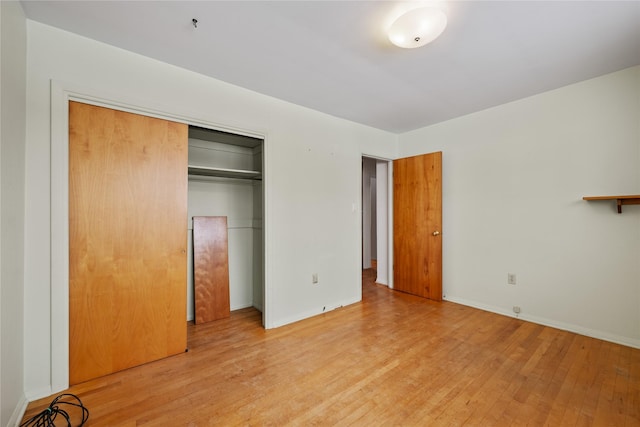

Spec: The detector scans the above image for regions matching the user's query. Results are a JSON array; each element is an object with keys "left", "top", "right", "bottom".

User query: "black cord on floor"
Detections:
[{"left": 20, "top": 393, "right": 89, "bottom": 427}]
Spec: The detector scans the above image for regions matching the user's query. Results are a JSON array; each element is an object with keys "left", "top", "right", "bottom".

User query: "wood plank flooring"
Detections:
[{"left": 23, "top": 270, "right": 640, "bottom": 426}]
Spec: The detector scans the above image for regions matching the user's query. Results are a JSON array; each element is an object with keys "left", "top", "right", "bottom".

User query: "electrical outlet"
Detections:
[
  {"left": 508, "top": 273, "right": 516, "bottom": 285},
  {"left": 312, "top": 273, "right": 318, "bottom": 284},
  {"left": 513, "top": 306, "right": 521, "bottom": 314}
]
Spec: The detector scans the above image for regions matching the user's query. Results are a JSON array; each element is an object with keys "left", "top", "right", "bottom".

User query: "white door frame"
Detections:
[{"left": 361, "top": 154, "right": 393, "bottom": 289}]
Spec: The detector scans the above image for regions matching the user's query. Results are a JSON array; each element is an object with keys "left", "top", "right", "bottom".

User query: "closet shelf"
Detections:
[
  {"left": 188, "top": 165, "right": 262, "bottom": 180},
  {"left": 583, "top": 195, "right": 640, "bottom": 214}
]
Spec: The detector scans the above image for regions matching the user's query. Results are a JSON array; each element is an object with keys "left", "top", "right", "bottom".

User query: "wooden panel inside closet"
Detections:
[{"left": 192, "top": 216, "right": 231, "bottom": 323}]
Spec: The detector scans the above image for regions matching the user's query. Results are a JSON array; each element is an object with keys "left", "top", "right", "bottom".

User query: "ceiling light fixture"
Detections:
[{"left": 388, "top": 7, "right": 447, "bottom": 49}]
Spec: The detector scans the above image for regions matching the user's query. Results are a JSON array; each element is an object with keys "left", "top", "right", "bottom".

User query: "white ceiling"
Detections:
[{"left": 20, "top": 1, "right": 640, "bottom": 133}]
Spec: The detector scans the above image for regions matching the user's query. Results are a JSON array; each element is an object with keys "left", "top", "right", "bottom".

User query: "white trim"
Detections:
[
  {"left": 8, "top": 393, "right": 29, "bottom": 427},
  {"left": 387, "top": 161, "right": 394, "bottom": 289},
  {"left": 24, "top": 386, "right": 52, "bottom": 402},
  {"left": 359, "top": 154, "right": 393, "bottom": 162},
  {"left": 361, "top": 154, "right": 394, "bottom": 290},
  {"left": 269, "top": 297, "right": 360, "bottom": 329},
  {"left": 230, "top": 302, "right": 255, "bottom": 311},
  {"left": 444, "top": 295, "right": 640, "bottom": 350},
  {"left": 262, "top": 124, "right": 271, "bottom": 328},
  {"left": 50, "top": 80, "right": 270, "bottom": 392},
  {"left": 50, "top": 80, "right": 68, "bottom": 393},
  {"left": 51, "top": 80, "right": 264, "bottom": 140}
]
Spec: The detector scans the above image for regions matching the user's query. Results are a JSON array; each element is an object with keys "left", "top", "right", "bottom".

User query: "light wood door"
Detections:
[
  {"left": 192, "top": 216, "right": 231, "bottom": 323},
  {"left": 393, "top": 152, "right": 442, "bottom": 301},
  {"left": 69, "top": 101, "right": 188, "bottom": 385}
]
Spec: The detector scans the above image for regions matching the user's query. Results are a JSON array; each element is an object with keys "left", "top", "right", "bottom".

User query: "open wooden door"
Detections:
[
  {"left": 69, "top": 101, "right": 188, "bottom": 384},
  {"left": 393, "top": 152, "right": 442, "bottom": 301}
]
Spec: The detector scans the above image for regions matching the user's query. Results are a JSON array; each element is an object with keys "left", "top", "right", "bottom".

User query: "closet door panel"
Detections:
[{"left": 69, "top": 101, "right": 188, "bottom": 385}]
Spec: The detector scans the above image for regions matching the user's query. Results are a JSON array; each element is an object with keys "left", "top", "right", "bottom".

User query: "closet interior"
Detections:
[{"left": 186, "top": 125, "right": 264, "bottom": 323}]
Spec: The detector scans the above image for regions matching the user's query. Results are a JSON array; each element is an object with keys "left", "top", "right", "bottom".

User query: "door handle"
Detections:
[{"left": 432, "top": 231, "right": 440, "bottom": 236}]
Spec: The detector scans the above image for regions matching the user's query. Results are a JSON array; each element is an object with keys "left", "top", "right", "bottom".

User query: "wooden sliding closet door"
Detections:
[{"left": 69, "top": 101, "right": 188, "bottom": 385}]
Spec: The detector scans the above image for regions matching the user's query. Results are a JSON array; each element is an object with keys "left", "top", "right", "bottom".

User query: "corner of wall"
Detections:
[{"left": 7, "top": 394, "right": 28, "bottom": 427}]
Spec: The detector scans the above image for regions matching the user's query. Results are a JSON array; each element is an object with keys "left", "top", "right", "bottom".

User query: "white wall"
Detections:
[
  {"left": 0, "top": 1, "right": 27, "bottom": 425},
  {"left": 187, "top": 177, "right": 256, "bottom": 316},
  {"left": 23, "top": 21, "right": 396, "bottom": 398},
  {"left": 187, "top": 137, "right": 262, "bottom": 317},
  {"left": 361, "top": 157, "right": 376, "bottom": 269},
  {"left": 399, "top": 66, "right": 640, "bottom": 348}
]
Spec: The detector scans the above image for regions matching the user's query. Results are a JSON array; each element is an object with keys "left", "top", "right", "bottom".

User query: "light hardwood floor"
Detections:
[{"left": 23, "top": 270, "right": 639, "bottom": 426}]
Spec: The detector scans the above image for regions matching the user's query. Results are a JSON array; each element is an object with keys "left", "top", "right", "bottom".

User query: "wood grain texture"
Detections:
[
  {"left": 192, "top": 216, "right": 230, "bottom": 323},
  {"left": 23, "top": 269, "right": 640, "bottom": 426},
  {"left": 582, "top": 195, "right": 640, "bottom": 200},
  {"left": 394, "top": 151, "right": 442, "bottom": 301},
  {"left": 69, "top": 101, "right": 188, "bottom": 385},
  {"left": 583, "top": 195, "right": 640, "bottom": 213}
]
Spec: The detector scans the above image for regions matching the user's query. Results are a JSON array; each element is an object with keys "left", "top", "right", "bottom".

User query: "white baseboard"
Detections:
[
  {"left": 270, "top": 297, "right": 361, "bottom": 329},
  {"left": 375, "top": 276, "right": 388, "bottom": 286},
  {"left": 444, "top": 295, "right": 640, "bottom": 349},
  {"left": 24, "top": 385, "right": 54, "bottom": 403},
  {"left": 230, "top": 302, "right": 254, "bottom": 311},
  {"left": 8, "top": 394, "right": 29, "bottom": 427}
]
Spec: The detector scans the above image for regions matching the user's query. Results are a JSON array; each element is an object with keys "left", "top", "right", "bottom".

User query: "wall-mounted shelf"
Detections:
[
  {"left": 188, "top": 165, "right": 261, "bottom": 180},
  {"left": 582, "top": 195, "right": 640, "bottom": 214}
]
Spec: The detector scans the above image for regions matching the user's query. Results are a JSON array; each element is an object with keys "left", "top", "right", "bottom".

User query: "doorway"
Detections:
[
  {"left": 362, "top": 152, "right": 443, "bottom": 301},
  {"left": 361, "top": 156, "right": 391, "bottom": 288}
]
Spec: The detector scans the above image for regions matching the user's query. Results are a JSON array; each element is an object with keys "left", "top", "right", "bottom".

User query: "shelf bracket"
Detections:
[{"left": 617, "top": 197, "right": 640, "bottom": 214}]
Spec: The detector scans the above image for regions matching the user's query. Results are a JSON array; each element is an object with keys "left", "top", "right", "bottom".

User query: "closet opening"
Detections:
[
  {"left": 51, "top": 87, "right": 271, "bottom": 391},
  {"left": 187, "top": 125, "right": 265, "bottom": 325}
]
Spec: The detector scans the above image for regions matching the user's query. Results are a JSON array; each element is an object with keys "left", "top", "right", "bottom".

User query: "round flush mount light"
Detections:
[{"left": 388, "top": 7, "right": 447, "bottom": 49}]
